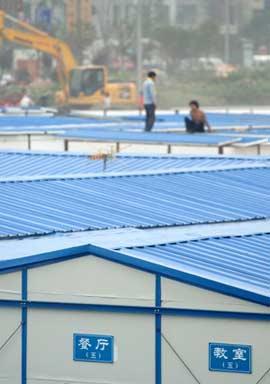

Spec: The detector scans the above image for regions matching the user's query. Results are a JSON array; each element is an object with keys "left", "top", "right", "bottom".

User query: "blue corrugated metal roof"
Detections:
[
  {"left": 123, "top": 112, "right": 270, "bottom": 128},
  {"left": 216, "top": 129, "right": 270, "bottom": 137},
  {"left": 0, "top": 115, "right": 118, "bottom": 132},
  {"left": 1, "top": 167, "right": 270, "bottom": 239},
  {"left": 0, "top": 151, "right": 269, "bottom": 177},
  {"left": 1, "top": 219, "right": 270, "bottom": 263},
  {"left": 0, "top": 230, "right": 269, "bottom": 305},
  {"left": 0, "top": 107, "right": 55, "bottom": 116},
  {"left": 115, "top": 232, "right": 270, "bottom": 305},
  {"left": 1, "top": 113, "right": 270, "bottom": 134},
  {"left": 233, "top": 137, "right": 268, "bottom": 145},
  {"left": 59, "top": 130, "right": 243, "bottom": 145}
]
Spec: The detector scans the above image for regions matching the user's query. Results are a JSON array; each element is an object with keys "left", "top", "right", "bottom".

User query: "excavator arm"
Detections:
[
  {"left": 0, "top": 10, "right": 77, "bottom": 94},
  {"left": 0, "top": 9, "right": 137, "bottom": 109}
]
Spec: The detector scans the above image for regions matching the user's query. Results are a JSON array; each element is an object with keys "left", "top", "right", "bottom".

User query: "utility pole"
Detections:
[
  {"left": 224, "top": 0, "right": 230, "bottom": 64},
  {"left": 76, "top": 0, "right": 81, "bottom": 25},
  {"left": 136, "top": 0, "right": 143, "bottom": 99}
]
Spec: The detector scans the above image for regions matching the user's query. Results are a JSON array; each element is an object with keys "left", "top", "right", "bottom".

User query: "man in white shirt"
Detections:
[
  {"left": 143, "top": 71, "right": 157, "bottom": 132},
  {"left": 20, "top": 92, "right": 33, "bottom": 108},
  {"left": 19, "top": 91, "right": 34, "bottom": 116}
]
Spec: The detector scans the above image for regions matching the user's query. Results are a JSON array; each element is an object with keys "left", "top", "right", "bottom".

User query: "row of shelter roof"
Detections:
[
  {"left": 0, "top": 151, "right": 270, "bottom": 239},
  {"left": 2, "top": 114, "right": 270, "bottom": 156},
  {"left": 1, "top": 166, "right": 270, "bottom": 238},
  {"left": 1, "top": 150, "right": 270, "bottom": 176},
  {"left": 0, "top": 120, "right": 270, "bottom": 383},
  {"left": 1, "top": 112, "right": 270, "bottom": 132}
]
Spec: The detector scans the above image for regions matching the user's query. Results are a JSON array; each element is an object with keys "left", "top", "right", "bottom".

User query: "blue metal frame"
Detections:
[
  {"left": 87, "top": 245, "right": 270, "bottom": 307},
  {"left": 0, "top": 245, "right": 90, "bottom": 274},
  {"left": 0, "top": 242, "right": 269, "bottom": 307},
  {"left": 1, "top": 245, "right": 270, "bottom": 384},
  {"left": 0, "top": 300, "right": 270, "bottom": 321},
  {"left": 0, "top": 299, "right": 269, "bottom": 320},
  {"left": 21, "top": 269, "right": 27, "bottom": 384},
  {"left": 0, "top": 268, "right": 268, "bottom": 384},
  {"left": 155, "top": 275, "right": 162, "bottom": 384}
]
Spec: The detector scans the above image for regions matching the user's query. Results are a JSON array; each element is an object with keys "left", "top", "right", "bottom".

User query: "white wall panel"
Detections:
[
  {"left": 28, "top": 255, "right": 155, "bottom": 306},
  {"left": 162, "top": 278, "right": 270, "bottom": 313},
  {"left": 0, "top": 271, "right": 21, "bottom": 300},
  {"left": 163, "top": 316, "right": 270, "bottom": 384},
  {"left": 0, "top": 307, "right": 21, "bottom": 384},
  {"left": 27, "top": 309, "right": 155, "bottom": 384}
]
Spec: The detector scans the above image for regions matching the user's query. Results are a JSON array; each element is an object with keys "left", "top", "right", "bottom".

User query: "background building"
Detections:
[
  {"left": 0, "top": 0, "right": 24, "bottom": 17},
  {"left": 20, "top": 0, "right": 92, "bottom": 34},
  {"left": 65, "top": 0, "right": 92, "bottom": 33},
  {"left": 164, "top": 0, "right": 208, "bottom": 29}
]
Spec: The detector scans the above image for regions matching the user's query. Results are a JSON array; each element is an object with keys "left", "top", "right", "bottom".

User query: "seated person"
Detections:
[{"left": 185, "top": 100, "right": 211, "bottom": 133}]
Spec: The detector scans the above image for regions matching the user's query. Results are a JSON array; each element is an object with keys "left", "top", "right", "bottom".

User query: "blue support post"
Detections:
[
  {"left": 21, "top": 269, "right": 28, "bottom": 384},
  {"left": 155, "top": 275, "right": 162, "bottom": 384}
]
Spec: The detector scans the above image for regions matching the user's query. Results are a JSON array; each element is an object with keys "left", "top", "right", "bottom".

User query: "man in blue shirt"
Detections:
[{"left": 143, "top": 71, "right": 157, "bottom": 132}]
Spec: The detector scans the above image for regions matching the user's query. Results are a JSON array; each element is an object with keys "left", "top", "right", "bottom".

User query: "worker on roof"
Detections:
[
  {"left": 143, "top": 71, "right": 157, "bottom": 132},
  {"left": 19, "top": 90, "right": 34, "bottom": 116},
  {"left": 185, "top": 100, "right": 212, "bottom": 133}
]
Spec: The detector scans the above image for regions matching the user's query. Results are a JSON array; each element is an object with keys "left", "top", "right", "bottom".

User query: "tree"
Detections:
[
  {"left": 154, "top": 22, "right": 227, "bottom": 71},
  {"left": 192, "top": 22, "right": 223, "bottom": 58},
  {"left": 92, "top": 0, "right": 115, "bottom": 45},
  {"left": 66, "top": 23, "right": 96, "bottom": 63},
  {"left": 242, "top": 9, "right": 270, "bottom": 50},
  {"left": 0, "top": 45, "right": 13, "bottom": 77}
]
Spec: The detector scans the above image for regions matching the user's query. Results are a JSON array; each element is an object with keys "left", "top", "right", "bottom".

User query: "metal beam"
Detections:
[
  {"left": 136, "top": 0, "right": 143, "bottom": 98},
  {"left": 21, "top": 269, "right": 28, "bottom": 384}
]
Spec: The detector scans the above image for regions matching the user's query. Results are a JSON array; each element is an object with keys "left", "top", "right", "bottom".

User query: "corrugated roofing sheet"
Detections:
[
  {"left": 123, "top": 112, "right": 270, "bottom": 128},
  {"left": 1, "top": 113, "right": 270, "bottom": 134},
  {"left": 59, "top": 130, "right": 242, "bottom": 145},
  {"left": 0, "top": 229, "right": 268, "bottom": 305},
  {"left": 1, "top": 167, "right": 270, "bottom": 239},
  {"left": 118, "top": 233, "right": 270, "bottom": 305},
  {"left": 0, "top": 115, "right": 117, "bottom": 132},
  {"left": 1, "top": 219, "right": 270, "bottom": 265},
  {"left": 0, "top": 151, "right": 269, "bottom": 177}
]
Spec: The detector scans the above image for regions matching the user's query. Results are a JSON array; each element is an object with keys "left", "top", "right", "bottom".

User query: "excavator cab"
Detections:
[
  {"left": 67, "top": 66, "right": 137, "bottom": 109},
  {"left": 58, "top": 65, "right": 137, "bottom": 110},
  {"left": 67, "top": 66, "right": 107, "bottom": 109},
  {"left": 69, "top": 67, "right": 105, "bottom": 98}
]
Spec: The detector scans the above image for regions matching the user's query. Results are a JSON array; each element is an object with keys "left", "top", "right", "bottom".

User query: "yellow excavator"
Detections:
[{"left": 0, "top": 10, "right": 137, "bottom": 110}]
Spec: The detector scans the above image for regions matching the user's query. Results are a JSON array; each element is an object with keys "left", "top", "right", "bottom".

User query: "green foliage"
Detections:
[
  {"left": 65, "top": 23, "right": 96, "bottom": 62},
  {"left": 30, "top": 82, "right": 59, "bottom": 106},
  {"left": 242, "top": 9, "right": 270, "bottom": 49},
  {"left": 0, "top": 46, "right": 13, "bottom": 76},
  {"left": 154, "top": 23, "right": 224, "bottom": 70},
  {"left": 192, "top": 22, "right": 223, "bottom": 57},
  {"left": 157, "top": 68, "right": 270, "bottom": 108}
]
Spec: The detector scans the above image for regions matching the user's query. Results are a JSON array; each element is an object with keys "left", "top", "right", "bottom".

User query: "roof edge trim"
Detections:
[{"left": 88, "top": 245, "right": 270, "bottom": 307}]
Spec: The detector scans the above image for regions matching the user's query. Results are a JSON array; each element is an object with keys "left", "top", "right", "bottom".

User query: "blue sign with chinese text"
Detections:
[
  {"left": 209, "top": 343, "right": 252, "bottom": 374},
  {"left": 73, "top": 334, "right": 114, "bottom": 363}
]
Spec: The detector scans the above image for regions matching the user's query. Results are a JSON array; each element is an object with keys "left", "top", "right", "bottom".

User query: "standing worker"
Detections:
[
  {"left": 103, "top": 91, "right": 111, "bottom": 117},
  {"left": 143, "top": 71, "right": 157, "bottom": 132},
  {"left": 19, "top": 90, "right": 34, "bottom": 116}
]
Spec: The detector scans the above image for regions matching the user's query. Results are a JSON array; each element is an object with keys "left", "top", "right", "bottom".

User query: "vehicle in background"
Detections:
[
  {"left": 0, "top": 10, "right": 137, "bottom": 111},
  {"left": 198, "top": 57, "right": 237, "bottom": 78},
  {"left": 253, "top": 55, "right": 270, "bottom": 68}
]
